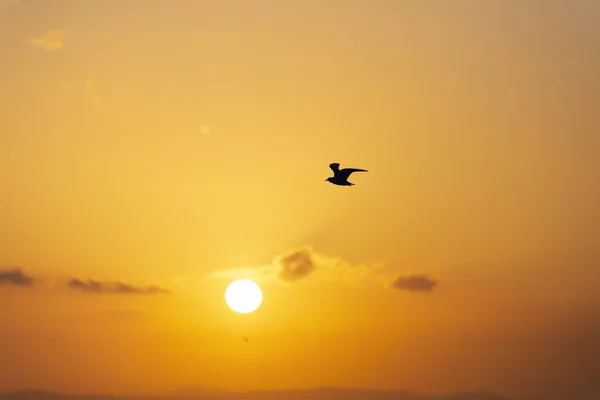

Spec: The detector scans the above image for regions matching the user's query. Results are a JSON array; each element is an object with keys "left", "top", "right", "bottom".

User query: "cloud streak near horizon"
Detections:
[
  {"left": 0, "top": 268, "right": 35, "bottom": 287},
  {"left": 392, "top": 274, "right": 438, "bottom": 292},
  {"left": 1, "top": 268, "right": 171, "bottom": 294},
  {"left": 67, "top": 278, "right": 170, "bottom": 294}
]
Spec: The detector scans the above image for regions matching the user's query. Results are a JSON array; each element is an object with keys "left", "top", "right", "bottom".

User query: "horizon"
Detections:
[
  {"left": 1, "top": 1, "right": 599, "bottom": 400},
  {"left": 0, "top": 386, "right": 512, "bottom": 400}
]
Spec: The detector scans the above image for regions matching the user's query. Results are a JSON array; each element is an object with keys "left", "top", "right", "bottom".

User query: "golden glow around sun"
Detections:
[{"left": 224, "top": 279, "right": 263, "bottom": 314}]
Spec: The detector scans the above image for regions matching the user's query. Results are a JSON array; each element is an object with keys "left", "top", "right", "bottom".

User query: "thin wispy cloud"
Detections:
[
  {"left": 0, "top": 268, "right": 35, "bottom": 287},
  {"left": 67, "top": 278, "right": 170, "bottom": 295},
  {"left": 26, "top": 29, "right": 66, "bottom": 51},
  {"left": 392, "top": 274, "right": 438, "bottom": 292}
]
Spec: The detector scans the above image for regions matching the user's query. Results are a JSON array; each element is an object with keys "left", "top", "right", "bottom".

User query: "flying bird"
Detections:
[{"left": 325, "top": 163, "right": 368, "bottom": 186}]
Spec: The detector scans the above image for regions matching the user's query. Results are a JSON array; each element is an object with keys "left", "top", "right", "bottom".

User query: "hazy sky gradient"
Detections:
[{"left": 1, "top": 1, "right": 599, "bottom": 399}]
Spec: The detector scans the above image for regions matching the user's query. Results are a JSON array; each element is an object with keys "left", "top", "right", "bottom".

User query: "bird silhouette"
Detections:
[{"left": 325, "top": 163, "right": 368, "bottom": 186}]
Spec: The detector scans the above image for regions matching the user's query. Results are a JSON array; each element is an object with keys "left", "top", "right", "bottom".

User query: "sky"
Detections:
[{"left": 1, "top": 0, "right": 599, "bottom": 399}]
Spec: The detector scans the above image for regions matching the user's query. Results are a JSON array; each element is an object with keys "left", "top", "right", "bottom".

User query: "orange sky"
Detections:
[{"left": 1, "top": 1, "right": 599, "bottom": 399}]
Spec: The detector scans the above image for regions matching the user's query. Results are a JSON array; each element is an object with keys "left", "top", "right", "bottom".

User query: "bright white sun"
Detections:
[{"left": 225, "top": 279, "right": 263, "bottom": 314}]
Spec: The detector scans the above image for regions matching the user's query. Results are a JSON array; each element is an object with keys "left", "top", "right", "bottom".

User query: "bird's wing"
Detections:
[
  {"left": 339, "top": 168, "right": 368, "bottom": 180},
  {"left": 329, "top": 163, "right": 340, "bottom": 173}
]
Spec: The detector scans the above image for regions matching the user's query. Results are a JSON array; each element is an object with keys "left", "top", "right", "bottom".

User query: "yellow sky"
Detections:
[{"left": 1, "top": 1, "right": 600, "bottom": 399}]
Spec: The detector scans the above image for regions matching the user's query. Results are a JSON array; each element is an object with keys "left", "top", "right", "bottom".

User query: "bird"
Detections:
[{"left": 325, "top": 163, "right": 368, "bottom": 186}]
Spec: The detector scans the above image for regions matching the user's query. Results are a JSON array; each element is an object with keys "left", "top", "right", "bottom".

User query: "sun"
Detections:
[{"left": 224, "top": 279, "right": 263, "bottom": 314}]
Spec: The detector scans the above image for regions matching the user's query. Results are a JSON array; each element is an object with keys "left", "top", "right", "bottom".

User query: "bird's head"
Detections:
[{"left": 325, "top": 177, "right": 333, "bottom": 183}]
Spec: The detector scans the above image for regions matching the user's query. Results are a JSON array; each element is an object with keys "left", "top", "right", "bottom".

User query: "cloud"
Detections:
[
  {"left": 209, "top": 246, "right": 389, "bottom": 287},
  {"left": 275, "top": 246, "right": 390, "bottom": 286},
  {"left": 26, "top": 30, "right": 66, "bottom": 51},
  {"left": 67, "top": 278, "right": 170, "bottom": 294},
  {"left": 276, "top": 247, "right": 316, "bottom": 281},
  {"left": 0, "top": 268, "right": 35, "bottom": 287},
  {"left": 392, "top": 274, "right": 438, "bottom": 292}
]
